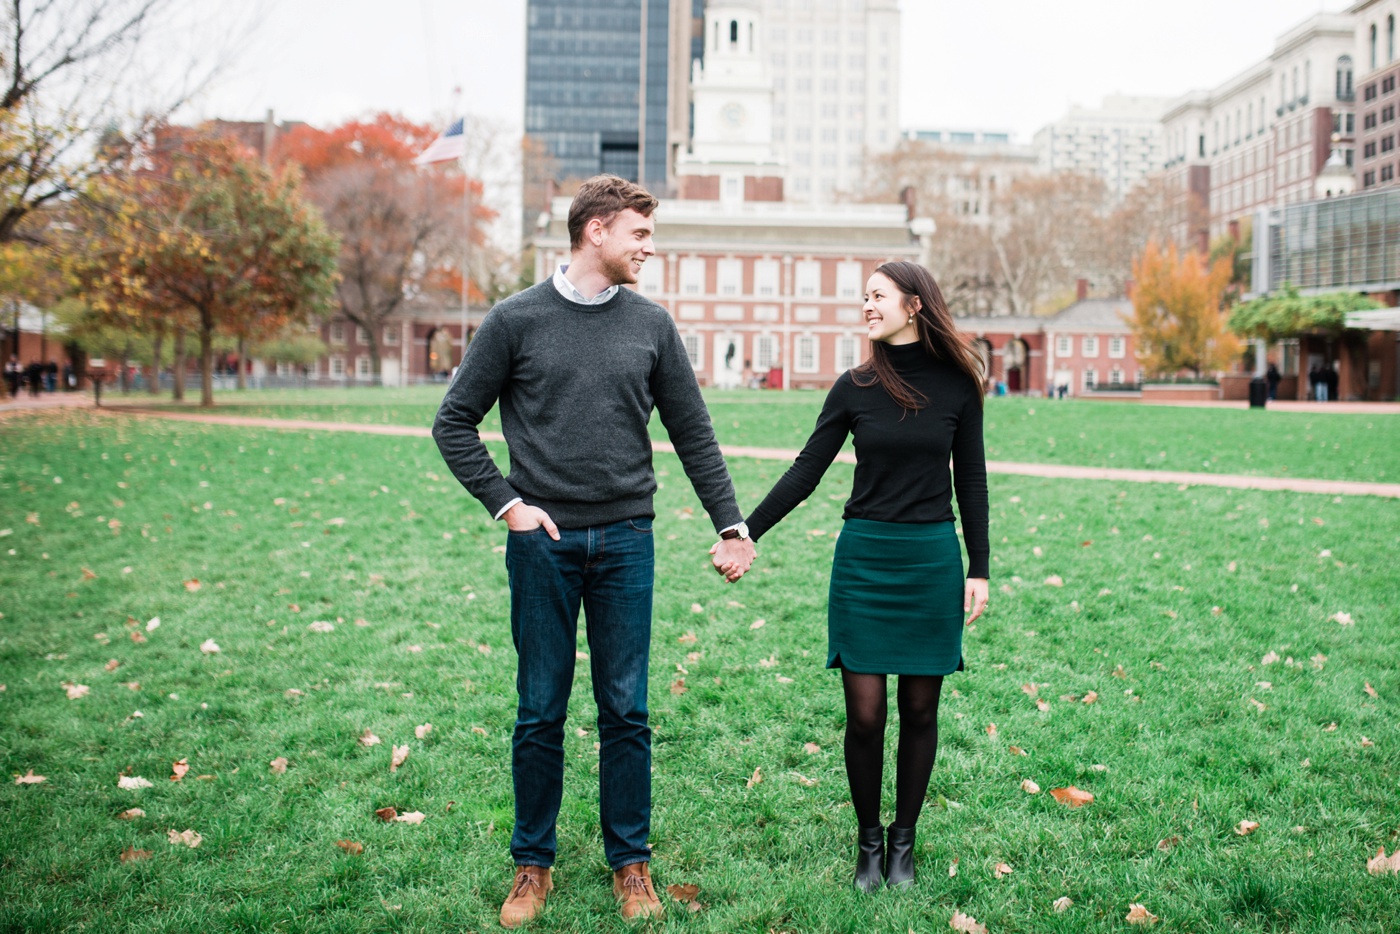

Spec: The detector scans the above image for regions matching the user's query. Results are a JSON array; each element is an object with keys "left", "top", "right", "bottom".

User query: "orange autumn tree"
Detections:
[
  {"left": 71, "top": 133, "right": 338, "bottom": 407},
  {"left": 1128, "top": 240, "right": 1240, "bottom": 380},
  {"left": 274, "top": 114, "right": 495, "bottom": 378}
]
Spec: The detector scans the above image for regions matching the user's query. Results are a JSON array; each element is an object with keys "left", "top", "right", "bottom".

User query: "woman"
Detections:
[{"left": 741, "top": 261, "right": 989, "bottom": 891}]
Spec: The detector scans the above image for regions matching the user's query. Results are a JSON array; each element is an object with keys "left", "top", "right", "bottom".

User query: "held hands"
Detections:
[
  {"left": 964, "top": 577, "right": 989, "bottom": 623},
  {"left": 503, "top": 502, "right": 561, "bottom": 541},
  {"left": 709, "top": 537, "right": 756, "bottom": 583}
]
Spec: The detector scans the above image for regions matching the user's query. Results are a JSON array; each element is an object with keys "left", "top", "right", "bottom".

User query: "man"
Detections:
[{"left": 433, "top": 174, "right": 755, "bottom": 927}]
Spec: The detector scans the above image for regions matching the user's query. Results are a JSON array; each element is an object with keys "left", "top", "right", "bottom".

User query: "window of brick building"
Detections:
[
  {"left": 794, "top": 334, "right": 818, "bottom": 372},
  {"left": 681, "top": 333, "right": 702, "bottom": 369},
  {"left": 1109, "top": 336, "right": 1126, "bottom": 358},
  {"left": 680, "top": 257, "right": 705, "bottom": 295}
]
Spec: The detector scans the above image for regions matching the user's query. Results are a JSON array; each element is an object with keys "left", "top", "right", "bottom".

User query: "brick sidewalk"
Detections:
[{"left": 93, "top": 408, "right": 1400, "bottom": 500}]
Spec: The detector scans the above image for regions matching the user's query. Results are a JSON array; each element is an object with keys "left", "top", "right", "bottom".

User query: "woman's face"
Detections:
[{"left": 863, "top": 272, "right": 920, "bottom": 345}]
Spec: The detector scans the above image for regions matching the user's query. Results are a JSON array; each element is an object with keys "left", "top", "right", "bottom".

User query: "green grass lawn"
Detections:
[
  {"left": 2, "top": 409, "right": 1398, "bottom": 933},
  {"left": 112, "top": 386, "right": 1400, "bottom": 483}
]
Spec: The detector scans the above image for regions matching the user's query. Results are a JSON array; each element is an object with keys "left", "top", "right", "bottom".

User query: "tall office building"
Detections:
[
  {"left": 525, "top": 0, "right": 703, "bottom": 190},
  {"left": 760, "top": 0, "right": 901, "bottom": 203},
  {"left": 1032, "top": 95, "right": 1172, "bottom": 200}
]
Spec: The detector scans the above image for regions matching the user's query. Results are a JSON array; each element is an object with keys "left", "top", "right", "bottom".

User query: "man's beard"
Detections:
[{"left": 603, "top": 251, "right": 640, "bottom": 286}]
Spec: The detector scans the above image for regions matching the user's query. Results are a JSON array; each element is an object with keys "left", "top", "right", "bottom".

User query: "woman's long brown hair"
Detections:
[{"left": 850, "top": 261, "right": 986, "bottom": 411}]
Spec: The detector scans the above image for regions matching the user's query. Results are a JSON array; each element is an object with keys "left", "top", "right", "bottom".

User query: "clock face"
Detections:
[{"left": 722, "top": 102, "right": 747, "bottom": 129}]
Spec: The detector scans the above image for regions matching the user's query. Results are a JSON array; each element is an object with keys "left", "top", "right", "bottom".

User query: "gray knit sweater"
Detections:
[{"left": 433, "top": 280, "right": 742, "bottom": 531}]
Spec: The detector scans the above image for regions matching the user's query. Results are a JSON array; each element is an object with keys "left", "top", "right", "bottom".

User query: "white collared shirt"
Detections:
[{"left": 553, "top": 264, "right": 619, "bottom": 305}]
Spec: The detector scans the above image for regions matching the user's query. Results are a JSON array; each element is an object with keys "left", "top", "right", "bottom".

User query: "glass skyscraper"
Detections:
[{"left": 525, "top": 0, "right": 701, "bottom": 189}]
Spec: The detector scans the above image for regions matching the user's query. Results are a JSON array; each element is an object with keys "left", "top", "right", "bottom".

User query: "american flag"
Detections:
[{"left": 415, "top": 118, "right": 466, "bottom": 165}]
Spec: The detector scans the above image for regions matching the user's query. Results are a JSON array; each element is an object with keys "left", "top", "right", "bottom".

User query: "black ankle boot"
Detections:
[
  {"left": 853, "top": 824, "right": 885, "bottom": 893},
  {"left": 885, "top": 824, "right": 916, "bottom": 888}
]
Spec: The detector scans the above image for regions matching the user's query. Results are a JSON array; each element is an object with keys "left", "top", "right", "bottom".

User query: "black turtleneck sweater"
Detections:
[{"left": 746, "top": 341, "right": 989, "bottom": 579}]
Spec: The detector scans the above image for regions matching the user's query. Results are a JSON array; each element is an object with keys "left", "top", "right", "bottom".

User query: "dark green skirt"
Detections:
[{"left": 827, "top": 518, "right": 966, "bottom": 675}]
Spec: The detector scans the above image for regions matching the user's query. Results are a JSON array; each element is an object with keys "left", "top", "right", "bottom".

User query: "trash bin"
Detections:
[{"left": 1248, "top": 376, "right": 1268, "bottom": 409}]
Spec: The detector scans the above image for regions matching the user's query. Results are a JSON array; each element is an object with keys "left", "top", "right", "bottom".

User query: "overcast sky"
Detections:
[{"left": 184, "top": 0, "right": 1353, "bottom": 142}]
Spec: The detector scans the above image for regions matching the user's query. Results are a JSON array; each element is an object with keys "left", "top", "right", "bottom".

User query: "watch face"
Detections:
[{"left": 722, "top": 103, "right": 746, "bottom": 129}]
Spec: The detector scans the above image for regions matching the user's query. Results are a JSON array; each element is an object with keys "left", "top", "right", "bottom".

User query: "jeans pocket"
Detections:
[
  {"left": 625, "top": 518, "right": 654, "bottom": 534},
  {"left": 508, "top": 526, "right": 544, "bottom": 536}
]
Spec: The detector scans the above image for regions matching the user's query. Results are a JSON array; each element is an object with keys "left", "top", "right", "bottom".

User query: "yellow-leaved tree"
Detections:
[{"left": 1128, "top": 241, "right": 1240, "bottom": 379}]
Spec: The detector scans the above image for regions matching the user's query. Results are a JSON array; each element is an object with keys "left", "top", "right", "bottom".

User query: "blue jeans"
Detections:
[{"left": 504, "top": 518, "right": 655, "bottom": 870}]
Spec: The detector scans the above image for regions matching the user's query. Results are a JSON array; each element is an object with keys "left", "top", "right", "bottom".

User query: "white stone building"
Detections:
[
  {"left": 1032, "top": 95, "right": 1172, "bottom": 199},
  {"left": 759, "top": 0, "right": 900, "bottom": 203}
]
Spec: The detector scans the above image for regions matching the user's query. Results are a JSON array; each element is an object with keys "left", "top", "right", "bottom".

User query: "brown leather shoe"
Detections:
[
  {"left": 612, "top": 861, "right": 663, "bottom": 920},
  {"left": 500, "top": 865, "right": 552, "bottom": 928}
]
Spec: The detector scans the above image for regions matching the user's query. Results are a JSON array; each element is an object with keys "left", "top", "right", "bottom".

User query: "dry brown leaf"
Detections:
[
  {"left": 1008, "top": 745, "right": 1027, "bottom": 756},
  {"left": 374, "top": 807, "right": 398, "bottom": 822},
  {"left": 167, "top": 828, "right": 202, "bottom": 848},
  {"left": 1261, "top": 651, "right": 1281, "bottom": 665},
  {"left": 749, "top": 618, "right": 765, "bottom": 630},
  {"left": 948, "top": 857, "right": 959, "bottom": 877},
  {"left": 993, "top": 861, "right": 1014, "bottom": 879},
  {"left": 199, "top": 638, "right": 220, "bottom": 654},
  {"left": 1036, "top": 698, "right": 1050, "bottom": 712},
  {"left": 307, "top": 620, "right": 334, "bottom": 633},
  {"left": 1364, "top": 682, "right": 1378, "bottom": 698},
  {"left": 670, "top": 678, "right": 687, "bottom": 695},
  {"left": 1249, "top": 698, "right": 1267, "bottom": 712},
  {"left": 471, "top": 726, "right": 488, "bottom": 736},
  {"left": 104, "top": 659, "right": 120, "bottom": 672},
  {"left": 986, "top": 722, "right": 997, "bottom": 735},
  {"left": 1324, "top": 722, "right": 1338, "bottom": 732},
  {"left": 415, "top": 723, "right": 433, "bottom": 739},
  {"left": 120, "top": 846, "right": 152, "bottom": 863},
  {"left": 1052, "top": 896, "right": 1073, "bottom": 912},
  {"left": 82, "top": 567, "right": 98, "bottom": 580},
  {"left": 1235, "top": 820, "right": 1260, "bottom": 836},
  {"left": 117, "top": 808, "right": 145, "bottom": 820},
  {"left": 1021, "top": 779, "right": 1041, "bottom": 794},
  {"left": 170, "top": 759, "right": 189, "bottom": 782},
  {"left": 1157, "top": 834, "right": 1181, "bottom": 852},
  {"left": 803, "top": 742, "right": 821, "bottom": 754},
  {"left": 1366, "top": 847, "right": 1400, "bottom": 875},
  {"left": 1331, "top": 611, "right": 1354, "bottom": 626},
  {"left": 184, "top": 579, "right": 201, "bottom": 592},
  {"left": 746, "top": 766, "right": 762, "bottom": 788},
  {"left": 63, "top": 681, "right": 89, "bottom": 700},
  {"left": 1125, "top": 903, "right": 1158, "bottom": 925},
  {"left": 1082, "top": 691, "right": 1099, "bottom": 704},
  {"left": 335, "top": 840, "right": 364, "bottom": 855},
  {"left": 14, "top": 769, "right": 46, "bottom": 785},
  {"left": 390, "top": 745, "right": 409, "bottom": 772},
  {"left": 949, "top": 910, "right": 987, "bottom": 933},
  {"left": 679, "top": 630, "right": 698, "bottom": 643},
  {"left": 394, "top": 811, "right": 425, "bottom": 824},
  {"left": 1050, "top": 786, "right": 1094, "bottom": 807},
  {"left": 117, "top": 775, "right": 153, "bottom": 790},
  {"left": 1044, "top": 575, "right": 1064, "bottom": 587},
  {"left": 269, "top": 757, "right": 288, "bottom": 774},
  {"left": 1020, "top": 683, "right": 1039, "bottom": 696},
  {"left": 666, "top": 883, "right": 700, "bottom": 903},
  {"left": 359, "top": 729, "right": 381, "bottom": 747},
  {"left": 1361, "top": 736, "right": 1375, "bottom": 747},
  {"left": 790, "top": 771, "right": 817, "bottom": 787}
]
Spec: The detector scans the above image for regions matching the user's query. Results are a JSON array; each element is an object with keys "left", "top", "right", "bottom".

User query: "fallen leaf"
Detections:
[
  {"left": 950, "top": 910, "right": 987, "bottom": 933},
  {"left": 1008, "top": 745, "right": 1027, "bottom": 756},
  {"left": 1367, "top": 847, "right": 1400, "bottom": 875},
  {"left": 1250, "top": 698, "right": 1267, "bottom": 712},
  {"left": 986, "top": 723, "right": 997, "bottom": 735},
  {"left": 335, "top": 840, "right": 364, "bottom": 855},
  {"left": 1111, "top": 664, "right": 1127, "bottom": 678},
  {"left": 749, "top": 618, "right": 766, "bottom": 630},
  {"left": 307, "top": 620, "right": 334, "bottom": 633},
  {"left": 670, "top": 678, "right": 687, "bottom": 695},
  {"left": 1364, "top": 682, "right": 1378, "bottom": 698},
  {"left": 1311, "top": 653, "right": 1328, "bottom": 670},
  {"left": 1050, "top": 786, "right": 1094, "bottom": 807},
  {"left": 1235, "top": 820, "right": 1260, "bottom": 836},
  {"left": 415, "top": 724, "right": 433, "bottom": 739},
  {"left": 375, "top": 807, "right": 398, "bottom": 822},
  {"left": 104, "top": 659, "right": 120, "bottom": 672},
  {"left": 746, "top": 766, "right": 762, "bottom": 788},
  {"left": 679, "top": 630, "right": 698, "bottom": 644},
  {"left": 130, "top": 631, "right": 146, "bottom": 644},
  {"left": 1361, "top": 736, "right": 1375, "bottom": 747},
  {"left": 803, "top": 742, "right": 821, "bottom": 754},
  {"left": 269, "top": 757, "right": 288, "bottom": 774},
  {"left": 167, "top": 828, "right": 202, "bottom": 848},
  {"left": 360, "top": 729, "right": 381, "bottom": 747},
  {"left": 1044, "top": 575, "right": 1064, "bottom": 587},
  {"left": 948, "top": 857, "right": 958, "bottom": 877},
  {"left": 1330, "top": 611, "right": 1354, "bottom": 626},
  {"left": 666, "top": 883, "right": 700, "bottom": 903},
  {"left": 1081, "top": 691, "right": 1098, "bottom": 704},
  {"left": 789, "top": 771, "right": 817, "bottom": 787},
  {"left": 1157, "top": 834, "right": 1181, "bottom": 851},
  {"left": 117, "top": 775, "right": 153, "bottom": 790},
  {"left": 1036, "top": 698, "right": 1050, "bottom": 712},
  {"left": 146, "top": 617, "right": 160, "bottom": 632},
  {"left": 1261, "top": 651, "right": 1280, "bottom": 665},
  {"left": 63, "top": 681, "right": 90, "bottom": 700},
  {"left": 1053, "top": 896, "right": 1073, "bottom": 912},
  {"left": 1324, "top": 722, "right": 1338, "bottom": 732},
  {"left": 14, "top": 769, "right": 46, "bottom": 785},
  {"left": 390, "top": 745, "right": 409, "bottom": 772},
  {"left": 117, "top": 808, "right": 145, "bottom": 820},
  {"left": 120, "top": 846, "right": 152, "bottom": 863},
  {"left": 1020, "top": 683, "right": 1039, "bottom": 696},
  {"left": 776, "top": 675, "right": 794, "bottom": 684},
  {"left": 170, "top": 759, "right": 189, "bottom": 782},
  {"left": 184, "top": 579, "right": 201, "bottom": 592},
  {"left": 471, "top": 726, "right": 488, "bottom": 736},
  {"left": 1125, "top": 903, "right": 1158, "bottom": 925},
  {"left": 394, "top": 811, "right": 425, "bottom": 824},
  {"left": 1021, "top": 779, "right": 1041, "bottom": 794},
  {"left": 993, "top": 861, "right": 1014, "bottom": 879},
  {"left": 199, "top": 639, "right": 220, "bottom": 654}
]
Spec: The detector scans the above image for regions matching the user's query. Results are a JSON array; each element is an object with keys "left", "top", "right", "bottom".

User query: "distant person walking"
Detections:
[
  {"left": 433, "top": 174, "right": 754, "bottom": 927},
  {"left": 1265, "top": 362, "right": 1280, "bottom": 401},
  {"left": 737, "top": 261, "right": 989, "bottom": 893},
  {"left": 1325, "top": 363, "right": 1339, "bottom": 402},
  {"left": 1310, "top": 364, "right": 1326, "bottom": 402},
  {"left": 4, "top": 355, "right": 19, "bottom": 398}
]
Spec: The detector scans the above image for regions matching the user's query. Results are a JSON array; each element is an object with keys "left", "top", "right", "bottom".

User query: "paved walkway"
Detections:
[{"left": 88, "top": 408, "right": 1400, "bottom": 500}]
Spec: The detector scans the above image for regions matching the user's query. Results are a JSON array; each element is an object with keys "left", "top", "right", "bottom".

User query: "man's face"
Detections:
[{"left": 596, "top": 208, "right": 656, "bottom": 286}]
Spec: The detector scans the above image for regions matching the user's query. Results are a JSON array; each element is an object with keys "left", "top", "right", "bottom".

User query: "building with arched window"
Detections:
[{"left": 1351, "top": 0, "right": 1400, "bottom": 191}]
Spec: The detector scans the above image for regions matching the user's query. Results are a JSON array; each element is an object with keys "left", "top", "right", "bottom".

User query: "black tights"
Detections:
[{"left": 841, "top": 670, "right": 944, "bottom": 830}]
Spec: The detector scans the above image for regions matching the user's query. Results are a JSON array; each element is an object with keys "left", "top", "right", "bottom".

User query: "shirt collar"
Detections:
[{"left": 553, "top": 264, "right": 619, "bottom": 305}]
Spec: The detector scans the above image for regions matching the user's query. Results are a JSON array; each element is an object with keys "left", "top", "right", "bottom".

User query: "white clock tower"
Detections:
[{"left": 675, "top": 0, "right": 785, "bottom": 202}]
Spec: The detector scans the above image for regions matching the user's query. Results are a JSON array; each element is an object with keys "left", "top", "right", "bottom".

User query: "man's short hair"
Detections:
[{"left": 567, "top": 175, "right": 659, "bottom": 250}]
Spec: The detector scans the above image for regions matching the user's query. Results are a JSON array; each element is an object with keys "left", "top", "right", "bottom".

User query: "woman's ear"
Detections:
[{"left": 909, "top": 295, "right": 923, "bottom": 314}]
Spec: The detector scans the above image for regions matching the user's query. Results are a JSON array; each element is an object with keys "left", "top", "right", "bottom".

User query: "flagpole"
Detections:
[{"left": 456, "top": 90, "right": 471, "bottom": 374}]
